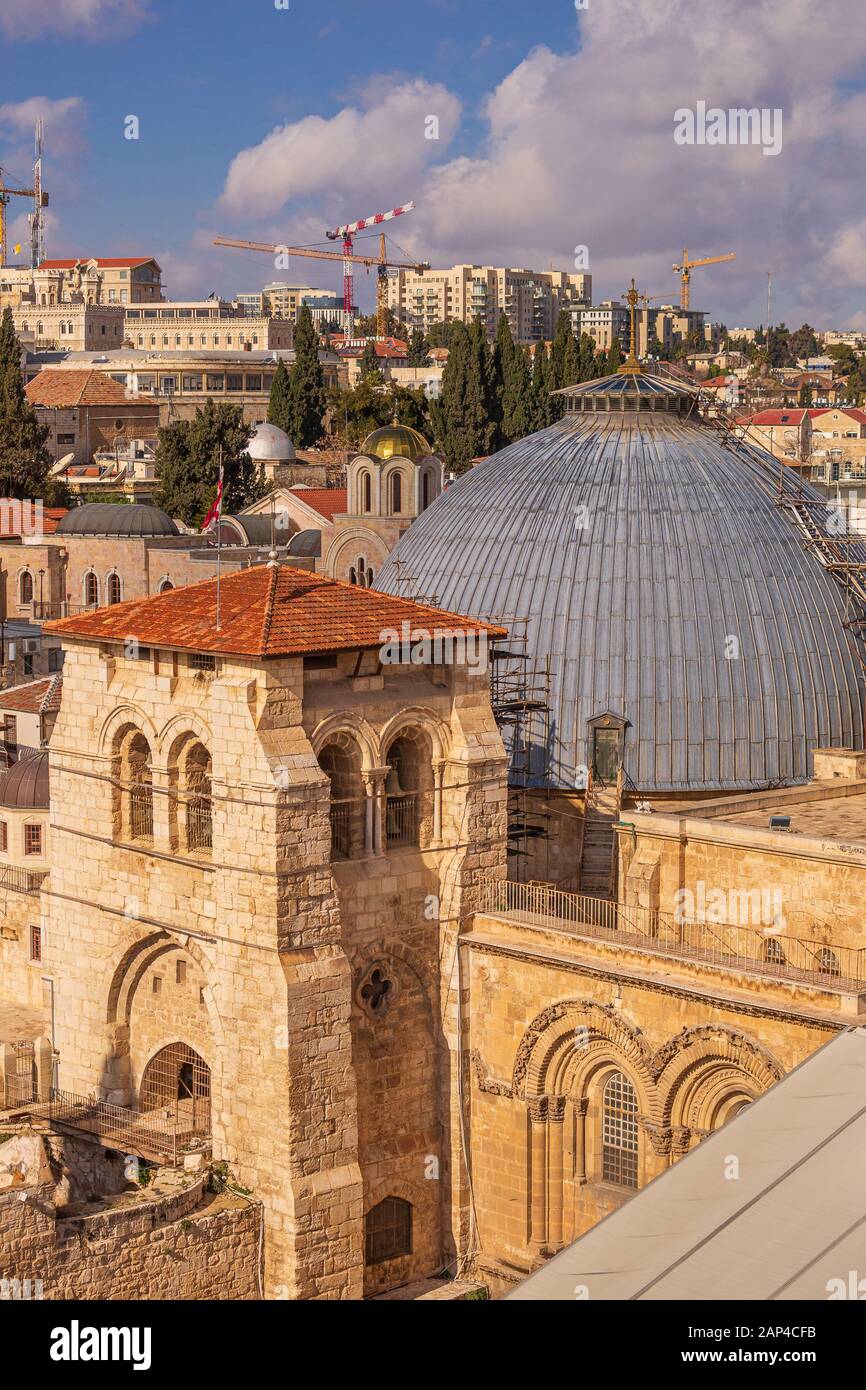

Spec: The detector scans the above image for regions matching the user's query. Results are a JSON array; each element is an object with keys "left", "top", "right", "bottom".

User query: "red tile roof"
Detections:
[
  {"left": 38, "top": 258, "right": 157, "bottom": 270},
  {"left": 0, "top": 673, "right": 62, "bottom": 716},
  {"left": 288, "top": 487, "right": 347, "bottom": 522},
  {"left": 809, "top": 406, "right": 866, "bottom": 426},
  {"left": 25, "top": 369, "right": 155, "bottom": 408},
  {"left": 45, "top": 564, "right": 505, "bottom": 658},
  {"left": 0, "top": 506, "right": 67, "bottom": 538},
  {"left": 740, "top": 410, "right": 807, "bottom": 426}
]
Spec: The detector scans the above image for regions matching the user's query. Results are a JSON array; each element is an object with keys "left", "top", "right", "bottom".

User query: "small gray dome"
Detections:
[
  {"left": 0, "top": 751, "right": 49, "bottom": 810},
  {"left": 248, "top": 423, "right": 295, "bottom": 462},
  {"left": 57, "top": 504, "right": 178, "bottom": 538},
  {"left": 288, "top": 529, "right": 322, "bottom": 557}
]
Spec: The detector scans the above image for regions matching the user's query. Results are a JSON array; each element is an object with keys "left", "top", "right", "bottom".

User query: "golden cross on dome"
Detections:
[{"left": 621, "top": 278, "right": 642, "bottom": 374}]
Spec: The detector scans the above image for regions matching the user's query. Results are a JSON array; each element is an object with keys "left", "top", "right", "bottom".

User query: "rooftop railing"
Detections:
[
  {"left": 477, "top": 876, "right": 866, "bottom": 993},
  {"left": 0, "top": 864, "right": 47, "bottom": 897}
]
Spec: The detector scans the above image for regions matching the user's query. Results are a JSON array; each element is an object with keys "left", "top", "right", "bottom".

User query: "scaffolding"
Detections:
[{"left": 487, "top": 616, "right": 552, "bottom": 869}]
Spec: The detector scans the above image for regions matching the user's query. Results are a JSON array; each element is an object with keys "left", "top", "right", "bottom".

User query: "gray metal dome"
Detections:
[
  {"left": 0, "top": 751, "right": 49, "bottom": 810},
  {"left": 377, "top": 373, "right": 866, "bottom": 793},
  {"left": 57, "top": 504, "right": 178, "bottom": 538}
]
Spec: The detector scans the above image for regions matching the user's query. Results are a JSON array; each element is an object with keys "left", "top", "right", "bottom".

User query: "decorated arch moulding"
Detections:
[
  {"left": 310, "top": 711, "right": 379, "bottom": 771},
  {"left": 97, "top": 702, "right": 160, "bottom": 758},
  {"left": 158, "top": 711, "right": 214, "bottom": 761},
  {"left": 653, "top": 1023, "right": 783, "bottom": 1090},
  {"left": 512, "top": 998, "right": 654, "bottom": 1101},
  {"left": 379, "top": 705, "right": 451, "bottom": 763},
  {"left": 326, "top": 529, "right": 390, "bottom": 572}
]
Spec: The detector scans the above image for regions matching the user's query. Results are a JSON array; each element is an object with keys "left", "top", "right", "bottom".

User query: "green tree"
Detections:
[
  {"left": 605, "top": 338, "right": 624, "bottom": 373},
  {"left": 531, "top": 343, "right": 552, "bottom": 430},
  {"left": 358, "top": 340, "right": 382, "bottom": 381},
  {"left": 266, "top": 357, "right": 293, "bottom": 434},
  {"left": 0, "top": 311, "right": 66, "bottom": 503},
  {"left": 788, "top": 324, "right": 819, "bottom": 362},
  {"left": 154, "top": 400, "right": 267, "bottom": 528},
  {"left": 287, "top": 305, "right": 326, "bottom": 447},
  {"left": 430, "top": 320, "right": 495, "bottom": 472},
  {"left": 549, "top": 310, "right": 576, "bottom": 391},
  {"left": 426, "top": 320, "right": 454, "bottom": 349},
  {"left": 798, "top": 382, "right": 813, "bottom": 408},
  {"left": 501, "top": 344, "right": 534, "bottom": 444},
  {"left": 407, "top": 329, "right": 430, "bottom": 366}
]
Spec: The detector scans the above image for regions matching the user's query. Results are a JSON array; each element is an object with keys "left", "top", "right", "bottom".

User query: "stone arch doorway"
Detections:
[{"left": 139, "top": 1042, "right": 211, "bottom": 1137}]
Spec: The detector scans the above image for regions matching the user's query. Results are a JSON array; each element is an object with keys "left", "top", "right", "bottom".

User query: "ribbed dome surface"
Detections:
[
  {"left": 360, "top": 425, "right": 431, "bottom": 460},
  {"left": 0, "top": 751, "right": 49, "bottom": 809},
  {"left": 57, "top": 504, "right": 178, "bottom": 538},
  {"left": 377, "top": 385, "right": 866, "bottom": 792}
]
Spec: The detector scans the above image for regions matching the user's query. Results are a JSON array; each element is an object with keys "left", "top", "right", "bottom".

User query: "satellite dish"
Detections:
[{"left": 50, "top": 452, "right": 75, "bottom": 476}]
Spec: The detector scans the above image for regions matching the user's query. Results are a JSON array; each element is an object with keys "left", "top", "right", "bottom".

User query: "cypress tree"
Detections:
[
  {"left": 0, "top": 307, "right": 19, "bottom": 391},
  {"left": 550, "top": 310, "right": 576, "bottom": 391},
  {"left": 606, "top": 338, "right": 624, "bottom": 373},
  {"left": 358, "top": 340, "right": 382, "bottom": 381},
  {"left": 430, "top": 321, "right": 470, "bottom": 467},
  {"left": 154, "top": 400, "right": 267, "bottom": 527},
  {"left": 531, "top": 343, "right": 548, "bottom": 431},
  {"left": 502, "top": 344, "right": 534, "bottom": 443},
  {"left": 407, "top": 329, "right": 430, "bottom": 367},
  {"left": 0, "top": 311, "right": 62, "bottom": 502},
  {"left": 266, "top": 357, "right": 293, "bottom": 434},
  {"left": 286, "top": 305, "right": 326, "bottom": 448}
]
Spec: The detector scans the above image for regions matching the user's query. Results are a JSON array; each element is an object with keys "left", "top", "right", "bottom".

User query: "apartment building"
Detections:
[{"left": 387, "top": 263, "right": 591, "bottom": 342}]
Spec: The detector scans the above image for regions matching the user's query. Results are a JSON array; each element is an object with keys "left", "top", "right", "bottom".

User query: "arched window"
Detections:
[
  {"left": 184, "top": 742, "right": 212, "bottom": 852},
  {"left": 365, "top": 1197, "right": 412, "bottom": 1265},
  {"left": 84, "top": 571, "right": 99, "bottom": 608},
  {"left": 349, "top": 566, "right": 357, "bottom": 586},
  {"left": 19, "top": 571, "right": 33, "bottom": 605},
  {"left": 421, "top": 471, "right": 430, "bottom": 510},
  {"left": 601, "top": 1071, "right": 638, "bottom": 1188},
  {"left": 107, "top": 573, "right": 122, "bottom": 605},
  {"left": 763, "top": 937, "right": 785, "bottom": 967},
  {"left": 318, "top": 736, "right": 365, "bottom": 860},
  {"left": 384, "top": 729, "right": 434, "bottom": 849},
  {"left": 389, "top": 471, "right": 402, "bottom": 515},
  {"left": 140, "top": 1042, "right": 210, "bottom": 1136},
  {"left": 817, "top": 946, "right": 840, "bottom": 977},
  {"left": 117, "top": 729, "right": 153, "bottom": 843},
  {"left": 361, "top": 470, "right": 372, "bottom": 513},
  {"left": 159, "top": 578, "right": 175, "bottom": 593}
]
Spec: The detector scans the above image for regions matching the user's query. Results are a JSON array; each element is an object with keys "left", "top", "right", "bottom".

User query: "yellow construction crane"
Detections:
[
  {"left": 214, "top": 234, "right": 429, "bottom": 338},
  {"left": 671, "top": 248, "right": 735, "bottom": 309},
  {"left": 0, "top": 167, "right": 49, "bottom": 269}
]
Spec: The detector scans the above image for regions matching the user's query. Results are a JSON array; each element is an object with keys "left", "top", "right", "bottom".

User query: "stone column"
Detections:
[
  {"left": 432, "top": 759, "right": 445, "bottom": 844},
  {"left": 574, "top": 1096, "right": 589, "bottom": 1184},
  {"left": 547, "top": 1096, "right": 567, "bottom": 1252},
  {"left": 362, "top": 768, "right": 388, "bottom": 856},
  {"left": 528, "top": 1097, "right": 548, "bottom": 1253}
]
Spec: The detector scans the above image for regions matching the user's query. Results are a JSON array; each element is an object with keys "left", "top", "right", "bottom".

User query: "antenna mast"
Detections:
[{"left": 29, "top": 119, "right": 46, "bottom": 269}]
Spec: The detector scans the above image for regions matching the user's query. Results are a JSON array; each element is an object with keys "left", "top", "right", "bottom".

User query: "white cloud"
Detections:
[
  {"left": 221, "top": 79, "right": 461, "bottom": 221},
  {"left": 214, "top": 0, "right": 866, "bottom": 326},
  {"left": 0, "top": 0, "right": 150, "bottom": 40}
]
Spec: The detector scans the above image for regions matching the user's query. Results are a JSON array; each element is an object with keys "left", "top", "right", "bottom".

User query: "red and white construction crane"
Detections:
[{"left": 325, "top": 201, "right": 415, "bottom": 318}]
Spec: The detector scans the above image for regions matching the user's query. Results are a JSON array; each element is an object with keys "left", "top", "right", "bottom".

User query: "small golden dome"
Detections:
[{"left": 360, "top": 425, "right": 431, "bottom": 461}]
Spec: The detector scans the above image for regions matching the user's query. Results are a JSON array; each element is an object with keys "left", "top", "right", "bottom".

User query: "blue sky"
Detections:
[{"left": 1, "top": 0, "right": 865, "bottom": 327}]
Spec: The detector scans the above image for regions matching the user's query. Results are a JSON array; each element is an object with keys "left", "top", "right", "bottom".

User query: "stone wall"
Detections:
[{"left": 0, "top": 1174, "right": 261, "bottom": 1301}]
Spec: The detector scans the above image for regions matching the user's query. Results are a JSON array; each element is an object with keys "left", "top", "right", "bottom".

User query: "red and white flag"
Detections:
[{"left": 202, "top": 466, "right": 224, "bottom": 532}]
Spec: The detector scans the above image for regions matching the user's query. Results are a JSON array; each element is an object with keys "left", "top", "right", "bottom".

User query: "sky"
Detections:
[{"left": 1, "top": 0, "right": 864, "bottom": 329}]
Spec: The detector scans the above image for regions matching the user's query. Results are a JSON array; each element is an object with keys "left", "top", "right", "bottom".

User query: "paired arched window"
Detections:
[
  {"left": 349, "top": 556, "right": 374, "bottom": 589},
  {"left": 84, "top": 571, "right": 99, "bottom": 608},
  {"left": 116, "top": 728, "right": 153, "bottom": 843},
  {"left": 365, "top": 1197, "right": 412, "bottom": 1265},
  {"left": 601, "top": 1070, "right": 638, "bottom": 1188},
  {"left": 19, "top": 572, "right": 33, "bottom": 605},
  {"left": 383, "top": 729, "right": 434, "bottom": 849},
  {"left": 318, "top": 736, "right": 364, "bottom": 860},
  {"left": 169, "top": 736, "right": 213, "bottom": 854},
  {"left": 388, "top": 471, "right": 402, "bottom": 515},
  {"left": 107, "top": 573, "right": 122, "bottom": 605}
]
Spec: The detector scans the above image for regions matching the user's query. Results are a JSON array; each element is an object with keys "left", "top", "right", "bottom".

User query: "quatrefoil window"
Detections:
[{"left": 356, "top": 961, "right": 399, "bottom": 1019}]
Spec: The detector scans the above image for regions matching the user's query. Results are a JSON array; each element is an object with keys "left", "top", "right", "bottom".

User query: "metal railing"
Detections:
[
  {"left": 9, "top": 1042, "right": 36, "bottom": 1106},
  {"left": 385, "top": 793, "right": 418, "bottom": 848},
  {"left": 46, "top": 1090, "right": 210, "bottom": 1166},
  {"left": 330, "top": 803, "right": 351, "bottom": 859},
  {"left": 477, "top": 877, "right": 866, "bottom": 992},
  {"left": 31, "top": 601, "right": 94, "bottom": 621},
  {"left": 129, "top": 783, "right": 154, "bottom": 841},
  {"left": 0, "top": 744, "right": 44, "bottom": 770},
  {"left": 0, "top": 864, "right": 47, "bottom": 896}
]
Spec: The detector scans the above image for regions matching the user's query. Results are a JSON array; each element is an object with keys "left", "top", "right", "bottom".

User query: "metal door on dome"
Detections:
[{"left": 592, "top": 727, "right": 621, "bottom": 783}]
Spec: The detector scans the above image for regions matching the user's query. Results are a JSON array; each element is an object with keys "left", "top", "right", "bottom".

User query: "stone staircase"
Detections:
[{"left": 578, "top": 784, "right": 619, "bottom": 898}]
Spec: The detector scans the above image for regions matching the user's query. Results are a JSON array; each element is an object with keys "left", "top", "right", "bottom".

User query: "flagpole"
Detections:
[{"left": 216, "top": 446, "right": 223, "bottom": 632}]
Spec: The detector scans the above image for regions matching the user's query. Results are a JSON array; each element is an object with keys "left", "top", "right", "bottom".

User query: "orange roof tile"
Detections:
[
  {"left": 25, "top": 369, "right": 156, "bottom": 409},
  {"left": 288, "top": 487, "right": 347, "bottom": 521},
  {"left": 0, "top": 674, "right": 62, "bottom": 715},
  {"left": 45, "top": 564, "right": 505, "bottom": 658},
  {"left": 0, "top": 506, "right": 67, "bottom": 539}
]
